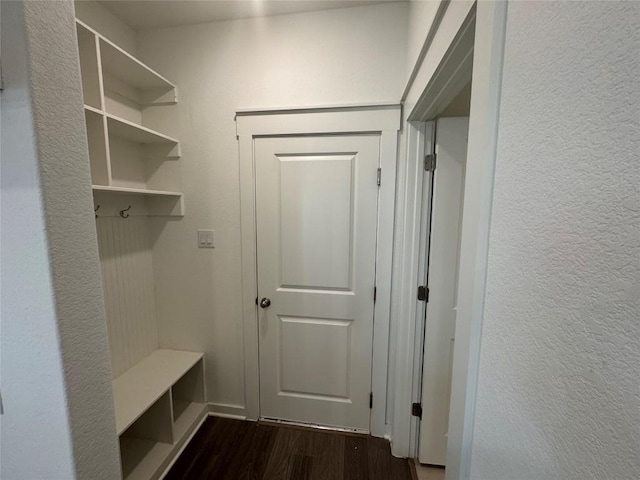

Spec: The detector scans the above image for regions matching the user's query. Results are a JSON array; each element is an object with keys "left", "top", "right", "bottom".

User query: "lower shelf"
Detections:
[
  {"left": 174, "top": 400, "right": 206, "bottom": 439},
  {"left": 120, "top": 437, "right": 172, "bottom": 480},
  {"left": 114, "top": 350, "right": 207, "bottom": 480},
  {"left": 120, "top": 404, "right": 207, "bottom": 480}
]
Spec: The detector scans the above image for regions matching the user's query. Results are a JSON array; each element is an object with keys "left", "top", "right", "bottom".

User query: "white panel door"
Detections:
[
  {"left": 255, "top": 135, "right": 380, "bottom": 431},
  {"left": 419, "top": 117, "right": 469, "bottom": 465}
]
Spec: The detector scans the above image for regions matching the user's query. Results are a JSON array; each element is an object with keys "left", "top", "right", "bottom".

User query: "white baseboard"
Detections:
[{"left": 207, "top": 402, "right": 247, "bottom": 420}]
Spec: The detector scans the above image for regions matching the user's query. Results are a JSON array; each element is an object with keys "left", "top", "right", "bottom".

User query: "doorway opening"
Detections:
[{"left": 394, "top": 2, "right": 508, "bottom": 479}]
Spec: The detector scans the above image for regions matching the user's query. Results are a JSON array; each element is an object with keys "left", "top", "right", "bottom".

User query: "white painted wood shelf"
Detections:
[
  {"left": 77, "top": 19, "right": 177, "bottom": 106},
  {"left": 106, "top": 112, "right": 180, "bottom": 146},
  {"left": 120, "top": 437, "right": 172, "bottom": 480},
  {"left": 114, "top": 350, "right": 207, "bottom": 480},
  {"left": 83, "top": 106, "right": 181, "bottom": 154},
  {"left": 92, "top": 186, "right": 185, "bottom": 217},
  {"left": 99, "top": 37, "right": 175, "bottom": 91},
  {"left": 76, "top": 17, "right": 198, "bottom": 480},
  {"left": 113, "top": 349, "right": 203, "bottom": 434},
  {"left": 93, "top": 185, "right": 183, "bottom": 198},
  {"left": 76, "top": 19, "right": 184, "bottom": 218}
]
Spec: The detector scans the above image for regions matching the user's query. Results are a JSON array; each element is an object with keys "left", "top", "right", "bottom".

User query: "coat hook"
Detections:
[
  {"left": 119, "top": 205, "right": 132, "bottom": 218},
  {"left": 94, "top": 205, "right": 100, "bottom": 219}
]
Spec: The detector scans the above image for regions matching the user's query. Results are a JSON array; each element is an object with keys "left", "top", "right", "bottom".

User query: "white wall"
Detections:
[
  {"left": 136, "top": 2, "right": 409, "bottom": 411},
  {"left": 1, "top": 1, "right": 121, "bottom": 479},
  {"left": 470, "top": 2, "right": 640, "bottom": 479}
]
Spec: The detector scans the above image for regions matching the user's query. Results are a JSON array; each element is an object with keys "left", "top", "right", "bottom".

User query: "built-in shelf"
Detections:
[
  {"left": 83, "top": 106, "right": 181, "bottom": 160},
  {"left": 84, "top": 104, "right": 103, "bottom": 116},
  {"left": 76, "top": 19, "right": 177, "bottom": 106},
  {"left": 173, "top": 400, "right": 206, "bottom": 440},
  {"left": 92, "top": 185, "right": 182, "bottom": 198},
  {"left": 119, "top": 437, "right": 173, "bottom": 480},
  {"left": 99, "top": 37, "right": 175, "bottom": 92},
  {"left": 112, "top": 349, "right": 203, "bottom": 435},
  {"left": 92, "top": 186, "right": 185, "bottom": 217},
  {"left": 106, "top": 113, "right": 180, "bottom": 146},
  {"left": 76, "top": 18, "right": 197, "bottom": 480},
  {"left": 78, "top": 18, "right": 183, "bottom": 222},
  {"left": 112, "top": 350, "right": 206, "bottom": 480}
]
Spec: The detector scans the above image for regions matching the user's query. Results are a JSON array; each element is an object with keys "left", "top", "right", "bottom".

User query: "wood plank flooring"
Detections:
[{"left": 165, "top": 417, "right": 413, "bottom": 480}]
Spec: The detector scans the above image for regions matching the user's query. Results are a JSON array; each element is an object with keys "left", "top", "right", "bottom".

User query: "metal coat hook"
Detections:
[
  {"left": 119, "top": 205, "right": 132, "bottom": 218},
  {"left": 94, "top": 205, "right": 100, "bottom": 219}
]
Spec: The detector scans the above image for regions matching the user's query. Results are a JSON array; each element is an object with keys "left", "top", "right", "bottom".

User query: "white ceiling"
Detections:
[{"left": 99, "top": 0, "right": 404, "bottom": 30}]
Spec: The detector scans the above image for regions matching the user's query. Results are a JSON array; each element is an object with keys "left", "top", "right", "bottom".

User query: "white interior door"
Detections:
[
  {"left": 419, "top": 117, "right": 469, "bottom": 465},
  {"left": 255, "top": 135, "right": 380, "bottom": 432}
]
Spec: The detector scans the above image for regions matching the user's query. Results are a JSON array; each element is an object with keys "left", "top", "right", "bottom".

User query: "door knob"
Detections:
[{"left": 259, "top": 297, "right": 271, "bottom": 309}]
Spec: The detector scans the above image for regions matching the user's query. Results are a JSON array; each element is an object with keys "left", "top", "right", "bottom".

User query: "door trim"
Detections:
[
  {"left": 391, "top": 1, "right": 509, "bottom": 475},
  {"left": 236, "top": 105, "right": 401, "bottom": 438}
]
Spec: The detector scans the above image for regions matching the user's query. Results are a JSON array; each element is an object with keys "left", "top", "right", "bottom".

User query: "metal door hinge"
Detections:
[
  {"left": 424, "top": 154, "right": 436, "bottom": 172},
  {"left": 370, "top": 392, "right": 373, "bottom": 409},
  {"left": 373, "top": 286, "right": 377, "bottom": 303},
  {"left": 412, "top": 402, "right": 422, "bottom": 419},
  {"left": 377, "top": 168, "right": 381, "bottom": 186},
  {"left": 417, "top": 286, "right": 429, "bottom": 302}
]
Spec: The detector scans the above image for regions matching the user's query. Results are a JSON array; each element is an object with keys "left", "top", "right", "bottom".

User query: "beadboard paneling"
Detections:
[{"left": 96, "top": 217, "right": 159, "bottom": 377}]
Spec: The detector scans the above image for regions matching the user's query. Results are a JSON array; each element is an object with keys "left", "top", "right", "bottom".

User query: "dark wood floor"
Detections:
[{"left": 165, "top": 417, "right": 413, "bottom": 480}]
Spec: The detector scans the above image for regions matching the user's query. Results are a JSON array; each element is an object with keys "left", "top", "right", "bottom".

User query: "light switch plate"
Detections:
[{"left": 197, "top": 229, "right": 215, "bottom": 248}]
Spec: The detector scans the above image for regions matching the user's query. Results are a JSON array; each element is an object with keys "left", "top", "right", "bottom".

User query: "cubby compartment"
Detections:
[
  {"left": 76, "top": 22, "right": 102, "bottom": 110},
  {"left": 99, "top": 36, "right": 177, "bottom": 110},
  {"left": 75, "top": 19, "right": 184, "bottom": 217},
  {"left": 85, "top": 107, "right": 110, "bottom": 186},
  {"left": 119, "top": 391, "right": 173, "bottom": 480},
  {"left": 112, "top": 350, "right": 207, "bottom": 480},
  {"left": 171, "top": 360, "right": 205, "bottom": 440}
]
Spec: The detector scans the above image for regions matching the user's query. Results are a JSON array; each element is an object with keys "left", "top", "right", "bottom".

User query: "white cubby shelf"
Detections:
[
  {"left": 114, "top": 350, "right": 206, "bottom": 480},
  {"left": 77, "top": 19, "right": 177, "bottom": 106},
  {"left": 76, "top": 17, "right": 199, "bottom": 480},
  {"left": 106, "top": 112, "right": 181, "bottom": 150},
  {"left": 77, "top": 19, "right": 184, "bottom": 217}
]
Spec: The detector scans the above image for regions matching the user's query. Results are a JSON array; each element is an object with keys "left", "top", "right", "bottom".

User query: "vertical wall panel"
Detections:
[{"left": 96, "top": 217, "right": 159, "bottom": 377}]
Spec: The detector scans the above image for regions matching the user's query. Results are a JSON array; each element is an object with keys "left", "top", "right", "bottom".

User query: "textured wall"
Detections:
[
  {"left": 1, "top": 1, "right": 121, "bottom": 478},
  {"left": 136, "top": 2, "right": 409, "bottom": 410},
  {"left": 471, "top": 2, "right": 640, "bottom": 479},
  {"left": 1, "top": 2, "right": 76, "bottom": 477}
]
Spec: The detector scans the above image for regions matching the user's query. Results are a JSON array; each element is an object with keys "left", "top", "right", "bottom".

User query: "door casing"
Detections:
[
  {"left": 391, "top": 2, "right": 509, "bottom": 476},
  {"left": 236, "top": 105, "right": 400, "bottom": 438}
]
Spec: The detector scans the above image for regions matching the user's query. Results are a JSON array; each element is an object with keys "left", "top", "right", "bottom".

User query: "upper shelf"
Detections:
[
  {"left": 76, "top": 19, "right": 177, "bottom": 105},
  {"left": 106, "top": 112, "right": 180, "bottom": 146},
  {"left": 99, "top": 38, "right": 175, "bottom": 91}
]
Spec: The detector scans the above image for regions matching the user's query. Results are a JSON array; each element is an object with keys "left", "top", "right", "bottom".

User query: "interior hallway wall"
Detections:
[
  {"left": 1, "top": 1, "right": 121, "bottom": 478},
  {"left": 470, "top": 2, "right": 640, "bottom": 479},
  {"left": 136, "top": 2, "right": 409, "bottom": 411}
]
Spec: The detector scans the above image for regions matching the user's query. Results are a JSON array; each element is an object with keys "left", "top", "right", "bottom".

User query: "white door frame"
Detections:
[
  {"left": 390, "top": 2, "right": 508, "bottom": 478},
  {"left": 236, "top": 105, "right": 401, "bottom": 437}
]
